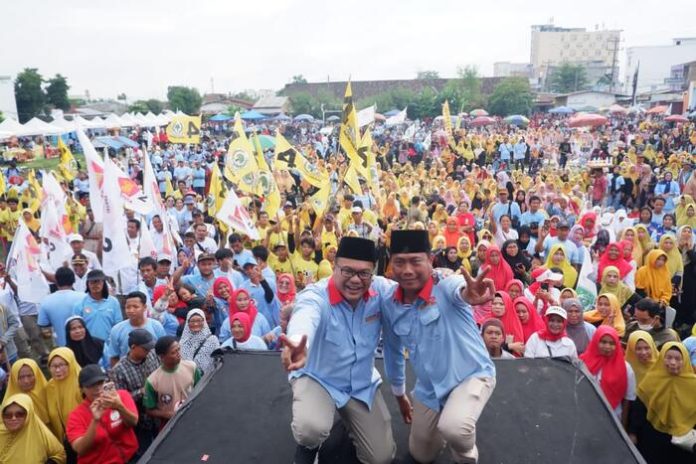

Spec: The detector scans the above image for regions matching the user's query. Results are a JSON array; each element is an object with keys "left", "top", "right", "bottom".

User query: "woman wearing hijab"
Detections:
[
  {"left": 221, "top": 312, "right": 268, "bottom": 351},
  {"left": 636, "top": 249, "right": 673, "bottom": 305},
  {"left": 596, "top": 242, "right": 633, "bottom": 284},
  {"left": 480, "top": 318, "right": 515, "bottom": 359},
  {"left": 45, "top": 347, "right": 82, "bottom": 444},
  {"left": 3, "top": 358, "right": 50, "bottom": 425},
  {"left": 276, "top": 273, "right": 297, "bottom": 306},
  {"left": 0, "top": 393, "right": 66, "bottom": 464},
  {"left": 501, "top": 239, "right": 530, "bottom": 283},
  {"left": 599, "top": 266, "right": 638, "bottom": 310},
  {"left": 544, "top": 244, "right": 578, "bottom": 289},
  {"left": 581, "top": 326, "right": 636, "bottom": 422},
  {"left": 180, "top": 309, "right": 220, "bottom": 374},
  {"left": 484, "top": 245, "right": 514, "bottom": 291},
  {"left": 490, "top": 292, "right": 525, "bottom": 356},
  {"left": 64, "top": 316, "right": 104, "bottom": 368},
  {"left": 563, "top": 298, "right": 596, "bottom": 355},
  {"left": 629, "top": 343, "right": 696, "bottom": 463},
  {"left": 525, "top": 306, "right": 578, "bottom": 359},
  {"left": 584, "top": 293, "right": 626, "bottom": 336},
  {"left": 514, "top": 297, "right": 544, "bottom": 343},
  {"left": 624, "top": 330, "right": 658, "bottom": 385}
]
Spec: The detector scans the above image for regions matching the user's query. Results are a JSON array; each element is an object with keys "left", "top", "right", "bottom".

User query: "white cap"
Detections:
[
  {"left": 545, "top": 306, "right": 568, "bottom": 320},
  {"left": 535, "top": 269, "right": 563, "bottom": 283},
  {"left": 68, "top": 233, "right": 84, "bottom": 243}
]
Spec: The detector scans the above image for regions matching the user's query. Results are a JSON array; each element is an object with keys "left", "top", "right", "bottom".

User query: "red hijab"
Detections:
[
  {"left": 229, "top": 289, "right": 258, "bottom": 328},
  {"left": 277, "top": 273, "right": 297, "bottom": 305},
  {"left": 230, "top": 312, "right": 252, "bottom": 343},
  {"left": 485, "top": 245, "right": 514, "bottom": 291},
  {"left": 536, "top": 308, "right": 568, "bottom": 342},
  {"left": 493, "top": 291, "right": 524, "bottom": 344},
  {"left": 596, "top": 242, "right": 632, "bottom": 283},
  {"left": 212, "top": 277, "right": 233, "bottom": 299},
  {"left": 513, "top": 296, "right": 543, "bottom": 342},
  {"left": 580, "top": 326, "right": 627, "bottom": 409}
]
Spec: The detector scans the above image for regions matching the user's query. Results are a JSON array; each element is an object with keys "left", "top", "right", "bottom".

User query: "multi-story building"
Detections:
[
  {"left": 530, "top": 24, "right": 622, "bottom": 90},
  {"left": 624, "top": 38, "right": 696, "bottom": 94}
]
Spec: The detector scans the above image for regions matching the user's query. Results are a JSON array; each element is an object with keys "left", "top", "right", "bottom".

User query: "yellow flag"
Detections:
[
  {"left": 343, "top": 165, "right": 362, "bottom": 195},
  {"left": 274, "top": 130, "right": 325, "bottom": 188},
  {"left": 339, "top": 81, "right": 370, "bottom": 178},
  {"left": 207, "top": 163, "right": 226, "bottom": 217},
  {"left": 224, "top": 115, "right": 258, "bottom": 194},
  {"left": 309, "top": 180, "right": 332, "bottom": 215},
  {"left": 166, "top": 115, "right": 202, "bottom": 144},
  {"left": 57, "top": 137, "right": 77, "bottom": 181},
  {"left": 252, "top": 132, "right": 281, "bottom": 216}
]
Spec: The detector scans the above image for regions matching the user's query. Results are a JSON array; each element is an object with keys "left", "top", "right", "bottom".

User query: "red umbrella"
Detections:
[
  {"left": 470, "top": 116, "right": 495, "bottom": 127},
  {"left": 568, "top": 113, "right": 608, "bottom": 128},
  {"left": 664, "top": 114, "right": 688, "bottom": 123}
]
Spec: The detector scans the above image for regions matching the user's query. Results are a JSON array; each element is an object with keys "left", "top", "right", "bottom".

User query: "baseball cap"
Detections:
[
  {"left": 197, "top": 253, "right": 216, "bottom": 263},
  {"left": 128, "top": 329, "right": 156, "bottom": 350},
  {"left": 68, "top": 233, "right": 84, "bottom": 243},
  {"left": 545, "top": 306, "right": 568, "bottom": 320},
  {"left": 78, "top": 364, "right": 108, "bottom": 387}
]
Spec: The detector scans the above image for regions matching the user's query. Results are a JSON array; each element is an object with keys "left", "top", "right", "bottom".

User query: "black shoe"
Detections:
[{"left": 293, "top": 445, "right": 318, "bottom": 464}]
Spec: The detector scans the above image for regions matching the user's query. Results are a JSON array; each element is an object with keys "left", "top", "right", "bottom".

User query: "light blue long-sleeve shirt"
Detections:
[
  {"left": 72, "top": 295, "right": 123, "bottom": 341},
  {"left": 286, "top": 277, "right": 392, "bottom": 409},
  {"left": 380, "top": 275, "right": 495, "bottom": 412}
]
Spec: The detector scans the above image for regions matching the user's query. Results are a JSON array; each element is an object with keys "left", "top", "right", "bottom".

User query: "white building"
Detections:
[
  {"left": 0, "top": 75, "right": 18, "bottom": 120},
  {"left": 493, "top": 62, "right": 532, "bottom": 78},
  {"left": 530, "top": 25, "right": 621, "bottom": 88},
  {"left": 624, "top": 38, "right": 696, "bottom": 94}
]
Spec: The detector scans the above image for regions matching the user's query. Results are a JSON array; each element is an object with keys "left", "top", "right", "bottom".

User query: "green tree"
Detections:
[
  {"left": 488, "top": 77, "right": 533, "bottom": 116},
  {"left": 14, "top": 68, "right": 45, "bottom": 123},
  {"left": 550, "top": 63, "right": 588, "bottom": 93},
  {"left": 45, "top": 74, "right": 71, "bottom": 111},
  {"left": 416, "top": 70, "right": 440, "bottom": 80},
  {"left": 167, "top": 86, "right": 202, "bottom": 114},
  {"left": 291, "top": 75, "right": 308, "bottom": 84}
]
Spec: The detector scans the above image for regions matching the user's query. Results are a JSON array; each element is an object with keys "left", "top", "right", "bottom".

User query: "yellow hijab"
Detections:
[
  {"left": 45, "top": 347, "right": 82, "bottom": 441},
  {"left": 625, "top": 330, "right": 659, "bottom": 385},
  {"left": 635, "top": 249, "right": 672, "bottom": 305},
  {"left": 658, "top": 234, "right": 683, "bottom": 278},
  {"left": 583, "top": 293, "right": 626, "bottom": 336},
  {"left": 637, "top": 342, "right": 696, "bottom": 436},
  {"left": 3, "top": 359, "right": 49, "bottom": 425},
  {"left": 0, "top": 393, "right": 66, "bottom": 464},
  {"left": 599, "top": 266, "right": 634, "bottom": 308},
  {"left": 544, "top": 243, "right": 578, "bottom": 289}
]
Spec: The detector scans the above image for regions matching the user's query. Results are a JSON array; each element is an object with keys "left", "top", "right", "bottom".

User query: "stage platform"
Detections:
[{"left": 139, "top": 351, "right": 646, "bottom": 464}]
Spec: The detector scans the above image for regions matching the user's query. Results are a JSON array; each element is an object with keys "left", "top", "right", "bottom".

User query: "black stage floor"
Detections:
[{"left": 139, "top": 351, "right": 647, "bottom": 464}]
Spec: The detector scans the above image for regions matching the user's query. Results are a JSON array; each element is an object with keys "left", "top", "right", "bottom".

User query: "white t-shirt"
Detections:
[{"left": 524, "top": 333, "right": 578, "bottom": 360}]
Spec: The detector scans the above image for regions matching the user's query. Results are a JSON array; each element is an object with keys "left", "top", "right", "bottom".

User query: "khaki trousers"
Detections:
[
  {"left": 290, "top": 376, "right": 395, "bottom": 464},
  {"left": 409, "top": 376, "right": 496, "bottom": 464}
]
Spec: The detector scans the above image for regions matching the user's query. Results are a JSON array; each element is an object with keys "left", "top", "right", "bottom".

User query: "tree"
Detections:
[
  {"left": 550, "top": 63, "right": 588, "bottom": 93},
  {"left": 488, "top": 77, "right": 533, "bottom": 116},
  {"left": 291, "top": 75, "right": 307, "bottom": 84},
  {"left": 45, "top": 74, "right": 71, "bottom": 111},
  {"left": 416, "top": 70, "right": 440, "bottom": 80},
  {"left": 167, "top": 86, "right": 202, "bottom": 114},
  {"left": 14, "top": 68, "right": 45, "bottom": 123}
]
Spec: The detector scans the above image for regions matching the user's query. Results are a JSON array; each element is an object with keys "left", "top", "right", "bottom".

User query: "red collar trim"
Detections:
[
  {"left": 327, "top": 277, "right": 376, "bottom": 305},
  {"left": 393, "top": 276, "right": 434, "bottom": 304}
]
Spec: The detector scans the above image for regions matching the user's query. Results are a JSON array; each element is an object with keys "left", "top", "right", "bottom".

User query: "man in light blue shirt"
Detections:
[
  {"left": 279, "top": 237, "right": 395, "bottom": 464},
  {"left": 380, "top": 230, "right": 496, "bottom": 464},
  {"left": 38, "top": 267, "right": 86, "bottom": 346}
]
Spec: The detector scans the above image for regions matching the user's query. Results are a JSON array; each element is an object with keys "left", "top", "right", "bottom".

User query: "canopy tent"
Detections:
[
  {"left": 548, "top": 106, "right": 575, "bottom": 114},
  {"left": 19, "top": 117, "right": 65, "bottom": 136},
  {"left": 240, "top": 110, "right": 266, "bottom": 120},
  {"left": 293, "top": 114, "right": 314, "bottom": 122},
  {"left": 209, "top": 113, "right": 233, "bottom": 122}
]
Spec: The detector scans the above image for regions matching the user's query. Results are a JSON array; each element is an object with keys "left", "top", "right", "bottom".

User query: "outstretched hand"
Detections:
[
  {"left": 279, "top": 334, "right": 308, "bottom": 372},
  {"left": 460, "top": 267, "right": 496, "bottom": 306}
]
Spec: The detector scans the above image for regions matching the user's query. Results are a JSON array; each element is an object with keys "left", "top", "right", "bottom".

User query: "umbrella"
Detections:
[
  {"left": 503, "top": 115, "right": 529, "bottom": 126},
  {"left": 470, "top": 109, "right": 488, "bottom": 117},
  {"left": 664, "top": 114, "right": 689, "bottom": 123},
  {"left": 258, "top": 134, "right": 275, "bottom": 150},
  {"left": 470, "top": 116, "right": 496, "bottom": 127},
  {"left": 383, "top": 109, "right": 401, "bottom": 117},
  {"left": 646, "top": 105, "right": 669, "bottom": 115},
  {"left": 293, "top": 114, "right": 314, "bottom": 121},
  {"left": 326, "top": 115, "right": 340, "bottom": 122},
  {"left": 567, "top": 113, "right": 608, "bottom": 128},
  {"left": 548, "top": 106, "right": 575, "bottom": 114},
  {"left": 241, "top": 110, "right": 266, "bottom": 120}
]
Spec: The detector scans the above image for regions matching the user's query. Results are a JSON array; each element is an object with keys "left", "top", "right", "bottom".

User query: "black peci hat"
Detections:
[
  {"left": 390, "top": 230, "right": 431, "bottom": 254},
  {"left": 335, "top": 237, "right": 377, "bottom": 263}
]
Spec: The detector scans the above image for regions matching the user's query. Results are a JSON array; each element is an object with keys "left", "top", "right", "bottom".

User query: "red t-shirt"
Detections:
[{"left": 66, "top": 390, "right": 139, "bottom": 464}]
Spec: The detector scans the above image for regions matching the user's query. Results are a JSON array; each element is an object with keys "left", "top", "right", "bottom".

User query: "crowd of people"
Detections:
[{"left": 0, "top": 108, "right": 696, "bottom": 463}]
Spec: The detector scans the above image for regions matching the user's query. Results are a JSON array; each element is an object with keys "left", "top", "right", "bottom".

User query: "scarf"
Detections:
[
  {"left": 580, "top": 326, "right": 628, "bottom": 409},
  {"left": 64, "top": 316, "right": 104, "bottom": 368},
  {"left": 563, "top": 298, "right": 590, "bottom": 354},
  {"left": 2, "top": 359, "right": 49, "bottom": 425},
  {"left": 485, "top": 245, "right": 514, "bottom": 292},
  {"left": 596, "top": 243, "right": 632, "bottom": 283},
  {"left": 624, "top": 330, "right": 658, "bottom": 385},
  {"left": 513, "top": 296, "right": 543, "bottom": 342},
  {"left": 179, "top": 309, "right": 219, "bottom": 373},
  {"left": 277, "top": 273, "right": 297, "bottom": 305}
]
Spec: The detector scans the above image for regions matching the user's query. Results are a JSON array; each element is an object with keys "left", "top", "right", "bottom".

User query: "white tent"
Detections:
[
  {"left": 0, "top": 117, "right": 25, "bottom": 136},
  {"left": 103, "top": 113, "right": 125, "bottom": 128},
  {"left": 19, "top": 117, "right": 64, "bottom": 136}
]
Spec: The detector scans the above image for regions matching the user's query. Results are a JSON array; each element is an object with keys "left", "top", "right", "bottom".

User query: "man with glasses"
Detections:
[{"left": 279, "top": 236, "right": 395, "bottom": 464}]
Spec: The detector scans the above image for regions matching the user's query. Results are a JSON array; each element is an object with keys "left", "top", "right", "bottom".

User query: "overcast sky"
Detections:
[{"left": 2, "top": 0, "right": 694, "bottom": 101}]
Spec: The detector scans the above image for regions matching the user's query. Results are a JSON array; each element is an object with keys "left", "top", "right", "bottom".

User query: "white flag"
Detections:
[
  {"left": 216, "top": 190, "right": 260, "bottom": 240},
  {"left": 576, "top": 246, "right": 597, "bottom": 311},
  {"left": 101, "top": 157, "right": 132, "bottom": 276},
  {"left": 77, "top": 129, "right": 105, "bottom": 221},
  {"left": 7, "top": 222, "right": 50, "bottom": 303},
  {"left": 385, "top": 108, "right": 407, "bottom": 127},
  {"left": 357, "top": 105, "right": 376, "bottom": 128}
]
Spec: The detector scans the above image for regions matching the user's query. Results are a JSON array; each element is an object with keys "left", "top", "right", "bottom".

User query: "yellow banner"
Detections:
[{"left": 166, "top": 115, "right": 202, "bottom": 144}]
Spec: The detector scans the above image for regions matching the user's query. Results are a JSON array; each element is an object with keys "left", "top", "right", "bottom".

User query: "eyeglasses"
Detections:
[
  {"left": 3, "top": 411, "right": 27, "bottom": 419},
  {"left": 337, "top": 265, "right": 373, "bottom": 281}
]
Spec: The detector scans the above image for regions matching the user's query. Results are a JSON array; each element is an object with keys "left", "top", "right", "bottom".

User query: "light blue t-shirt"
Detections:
[{"left": 38, "top": 290, "right": 86, "bottom": 346}]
